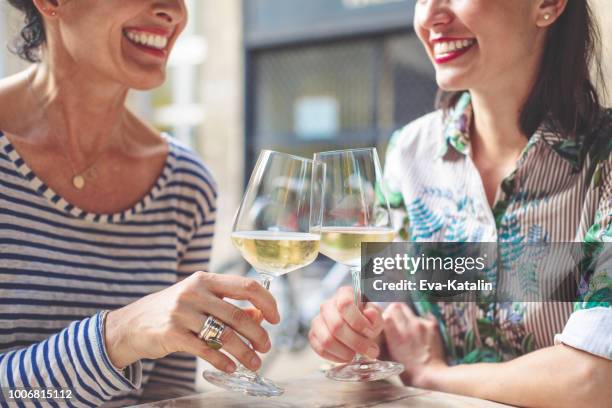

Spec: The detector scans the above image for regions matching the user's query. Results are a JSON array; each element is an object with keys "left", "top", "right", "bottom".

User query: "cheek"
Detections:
[
  {"left": 412, "top": 11, "right": 428, "bottom": 47},
  {"left": 414, "top": 28, "right": 429, "bottom": 53},
  {"left": 59, "top": 19, "right": 119, "bottom": 62}
]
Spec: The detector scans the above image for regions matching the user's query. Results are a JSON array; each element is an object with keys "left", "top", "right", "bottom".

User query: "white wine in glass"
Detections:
[
  {"left": 231, "top": 231, "right": 320, "bottom": 276},
  {"left": 203, "top": 150, "right": 321, "bottom": 397},
  {"left": 318, "top": 227, "right": 395, "bottom": 267},
  {"left": 312, "top": 148, "right": 404, "bottom": 382}
]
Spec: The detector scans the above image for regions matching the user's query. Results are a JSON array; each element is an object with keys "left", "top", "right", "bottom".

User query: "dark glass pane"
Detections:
[{"left": 249, "top": 33, "right": 436, "bottom": 170}]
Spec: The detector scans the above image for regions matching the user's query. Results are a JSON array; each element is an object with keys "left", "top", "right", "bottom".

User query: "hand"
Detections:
[
  {"left": 309, "top": 286, "right": 384, "bottom": 362},
  {"left": 382, "top": 302, "right": 447, "bottom": 386},
  {"left": 105, "top": 271, "right": 280, "bottom": 373}
]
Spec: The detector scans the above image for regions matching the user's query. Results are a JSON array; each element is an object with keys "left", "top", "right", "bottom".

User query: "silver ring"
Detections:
[{"left": 198, "top": 315, "right": 226, "bottom": 350}]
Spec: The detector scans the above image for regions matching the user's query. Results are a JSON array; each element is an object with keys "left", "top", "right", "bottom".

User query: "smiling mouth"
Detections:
[
  {"left": 123, "top": 29, "right": 169, "bottom": 51},
  {"left": 432, "top": 38, "right": 477, "bottom": 64}
]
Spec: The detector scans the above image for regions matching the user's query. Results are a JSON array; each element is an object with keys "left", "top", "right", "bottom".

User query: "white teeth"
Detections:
[
  {"left": 124, "top": 30, "right": 168, "bottom": 50},
  {"left": 433, "top": 39, "right": 475, "bottom": 57}
]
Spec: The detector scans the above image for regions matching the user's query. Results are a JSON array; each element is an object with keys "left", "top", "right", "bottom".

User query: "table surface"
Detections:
[{"left": 135, "top": 375, "right": 513, "bottom": 408}]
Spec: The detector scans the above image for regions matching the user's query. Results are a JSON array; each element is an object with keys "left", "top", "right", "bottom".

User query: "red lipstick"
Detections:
[{"left": 431, "top": 37, "right": 476, "bottom": 65}]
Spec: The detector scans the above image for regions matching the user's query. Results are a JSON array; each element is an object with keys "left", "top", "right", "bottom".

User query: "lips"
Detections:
[
  {"left": 123, "top": 27, "right": 172, "bottom": 59},
  {"left": 431, "top": 37, "right": 477, "bottom": 64}
]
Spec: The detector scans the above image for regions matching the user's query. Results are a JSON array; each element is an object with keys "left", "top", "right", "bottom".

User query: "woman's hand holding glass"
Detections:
[
  {"left": 203, "top": 150, "right": 321, "bottom": 397},
  {"left": 104, "top": 271, "right": 280, "bottom": 373},
  {"left": 311, "top": 148, "right": 404, "bottom": 381},
  {"left": 309, "top": 286, "right": 385, "bottom": 363}
]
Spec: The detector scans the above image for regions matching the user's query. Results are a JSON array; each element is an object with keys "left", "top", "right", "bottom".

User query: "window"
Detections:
[{"left": 248, "top": 32, "right": 436, "bottom": 169}]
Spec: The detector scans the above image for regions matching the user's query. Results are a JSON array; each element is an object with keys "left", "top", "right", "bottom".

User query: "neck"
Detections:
[
  {"left": 468, "top": 34, "right": 545, "bottom": 164},
  {"left": 469, "top": 90, "right": 527, "bottom": 162},
  {"left": 28, "top": 63, "right": 130, "bottom": 162}
]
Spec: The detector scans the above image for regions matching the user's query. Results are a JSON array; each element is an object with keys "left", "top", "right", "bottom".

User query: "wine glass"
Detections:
[
  {"left": 312, "top": 148, "right": 404, "bottom": 382},
  {"left": 203, "top": 150, "right": 321, "bottom": 396}
]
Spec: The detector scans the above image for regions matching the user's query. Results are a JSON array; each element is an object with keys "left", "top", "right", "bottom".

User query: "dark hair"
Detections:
[
  {"left": 436, "top": 0, "right": 606, "bottom": 141},
  {"left": 7, "top": 0, "right": 46, "bottom": 63}
]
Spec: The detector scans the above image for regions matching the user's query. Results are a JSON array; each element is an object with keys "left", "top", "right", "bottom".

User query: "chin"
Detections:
[
  {"left": 127, "top": 72, "right": 166, "bottom": 91},
  {"left": 435, "top": 72, "right": 471, "bottom": 92}
]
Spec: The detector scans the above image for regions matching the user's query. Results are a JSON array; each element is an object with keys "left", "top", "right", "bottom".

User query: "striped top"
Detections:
[
  {"left": 383, "top": 92, "right": 611, "bottom": 363},
  {"left": 0, "top": 131, "right": 217, "bottom": 407}
]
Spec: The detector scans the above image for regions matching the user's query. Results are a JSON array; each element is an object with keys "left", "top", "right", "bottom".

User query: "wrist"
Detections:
[
  {"left": 104, "top": 309, "right": 138, "bottom": 369},
  {"left": 412, "top": 361, "right": 448, "bottom": 390}
]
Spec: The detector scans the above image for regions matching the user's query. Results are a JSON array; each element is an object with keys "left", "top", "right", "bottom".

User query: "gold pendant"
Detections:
[{"left": 73, "top": 175, "right": 85, "bottom": 190}]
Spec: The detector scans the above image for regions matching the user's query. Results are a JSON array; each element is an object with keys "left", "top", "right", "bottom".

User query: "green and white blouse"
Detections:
[{"left": 383, "top": 92, "right": 611, "bottom": 363}]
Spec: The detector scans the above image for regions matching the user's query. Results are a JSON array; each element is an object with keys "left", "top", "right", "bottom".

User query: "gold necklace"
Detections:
[{"left": 26, "top": 68, "right": 111, "bottom": 190}]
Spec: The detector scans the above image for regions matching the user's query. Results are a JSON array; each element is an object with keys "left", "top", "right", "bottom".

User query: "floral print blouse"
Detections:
[{"left": 383, "top": 92, "right": 611, "bottom": 363}]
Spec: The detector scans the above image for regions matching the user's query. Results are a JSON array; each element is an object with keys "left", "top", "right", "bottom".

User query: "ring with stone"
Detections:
[{"left": 198, "top": 315, "right": 226, "bottom": 350}]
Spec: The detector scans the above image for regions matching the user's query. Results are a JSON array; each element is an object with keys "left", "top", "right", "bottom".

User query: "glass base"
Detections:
[
  {"left": 326, "top": 359, "right": 404, "bottom": 382},
  {"left": 203, "top": 369, "right": 284, "bottom": 397}
]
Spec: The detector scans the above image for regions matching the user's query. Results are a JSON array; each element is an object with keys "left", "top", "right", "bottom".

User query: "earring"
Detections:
[
  {"left": 42, "top": 7, "right": 57, "bottom": 16},
  {"left": 544, "top": 14, "right": 551, "bottom": 20}
]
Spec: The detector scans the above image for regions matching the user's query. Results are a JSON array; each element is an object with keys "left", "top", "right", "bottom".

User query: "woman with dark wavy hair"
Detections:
[
  {"left": 310, "top": 1, "right": 611, "bottom": 406},
  {"left": 0, "top": 0, "right": 280, "bottom": 406}
]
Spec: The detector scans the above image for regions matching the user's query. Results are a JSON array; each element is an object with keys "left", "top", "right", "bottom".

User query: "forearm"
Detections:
[
  {"left": 0, "top": 312, "right": 141, "bottom": 407},
  {"left": 415, "top": 344, "right": 611, "bottom": 408}
]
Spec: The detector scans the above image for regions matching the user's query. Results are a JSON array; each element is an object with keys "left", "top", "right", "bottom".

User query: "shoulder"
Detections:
[
  {"left": 586, "top": 109, "right": 612, "bottom": 183},
  {"left": 385, "top": 109, "right": 446, "bottom": 162},
  {"left": 0, "top": 70, "right": 31, "bottom": 133},
  {"left": 169, "top": 139, "right": 217, "bottom": 189},
  {"left": 585, "top": 108, "right": 612, "bottom": 157},
  {"left": 167, "top": 138, "right": 218, "bottom": 220}
]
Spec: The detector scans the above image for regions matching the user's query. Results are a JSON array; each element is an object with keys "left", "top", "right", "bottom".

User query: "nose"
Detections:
[
  {"left": 151, "top": 0, "right": 187, "bottom": 25},
  {"left": 415, "top": 0, "right": 453, "bottom": 31}
]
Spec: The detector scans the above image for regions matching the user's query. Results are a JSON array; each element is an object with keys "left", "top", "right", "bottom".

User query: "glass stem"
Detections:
[
  {"left": 260, "top": 274, "right": 272, "bottom": 291},
  {"left": 232, "top": 273, "right": 274, "bottom": 376},
  {"left": 350, "top": 266, "right": 367, "bottom": 363}
]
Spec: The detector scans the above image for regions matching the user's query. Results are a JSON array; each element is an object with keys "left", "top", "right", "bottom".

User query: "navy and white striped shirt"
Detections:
[{"left": 0, "top": 131, "right": 217, "bottom": 407}]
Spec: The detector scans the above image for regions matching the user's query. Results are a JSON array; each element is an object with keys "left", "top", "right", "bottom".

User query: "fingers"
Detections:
[
  {"left": 383, "top": 303, "right": 438, "bottom": 342},
  {"left": 199, "top": 296, "right": 272, "bottom": 353},
  {"left": 308, "top": 287, "right": 385, "bottom": 363},
  {"left": 218, "top": 327, "right": 262, "bottom": 371},
  {"left": 178, "top": 332, "right": 236, "bottom": 374},
  {"left": 383, "top": 302, "right": 413, "bottom": 321},
  {"left": 244, "top": 307, "right": 263, "bottom": 324},
  {"left": 383, "top": 302, "right": 413, "bottom": 331},
  {"left": 362, "top": 303, "right": 384, "bottom": 337},
  {"left": 182, "top": 309, "right": 264, "bottom": 371},
  {"left": 195, "top": 273, "right": 280, "bottom": 324},
  {"left": 335, "top": 287, "right": 383, "bottom": 339},
  {"left": 321, "top": 299, "right": 380, "bottom": 359},
  {"left": 309, "top": 315, "right": 355, "bottom": 362},
  {"left": 308, "top": 326, "right": 350, "bottom": 363}
]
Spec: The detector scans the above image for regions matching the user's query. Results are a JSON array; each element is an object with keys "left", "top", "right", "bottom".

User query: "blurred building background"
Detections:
[{"left": 1, "top": 0, "right": 611, "bottom": 391}]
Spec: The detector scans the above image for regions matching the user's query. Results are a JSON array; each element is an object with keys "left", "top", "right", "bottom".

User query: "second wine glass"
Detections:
[
  {"left": 312, "top": 147, "right": 404, "bottom": 382},
  {"left": 203, "top": 150, "right": 321, "bottom": 396}
]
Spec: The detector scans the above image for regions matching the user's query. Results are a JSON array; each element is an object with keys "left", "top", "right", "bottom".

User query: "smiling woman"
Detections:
[
  {"left": 309, "top": 0, "right": 611, "bottom": 407},
  {"left": 0, "top": 1, "right": 280, "bottom": 406}
]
